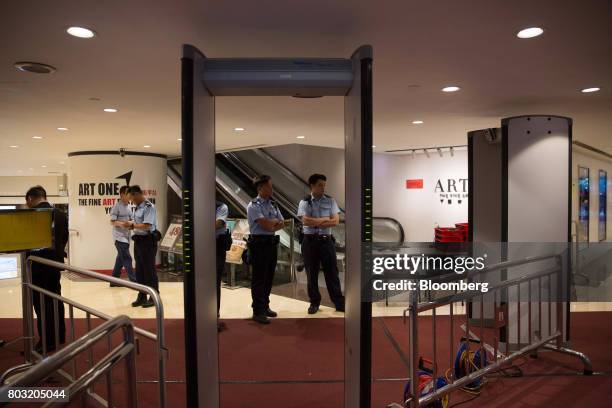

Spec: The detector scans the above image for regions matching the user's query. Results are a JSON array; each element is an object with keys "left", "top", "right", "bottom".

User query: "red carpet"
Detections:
[{"left": 1, "top": 312, "right": 612, "bottom": 407}]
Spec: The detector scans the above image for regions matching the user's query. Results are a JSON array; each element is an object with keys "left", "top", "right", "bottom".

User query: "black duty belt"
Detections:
[
  {"left": 304, "top": 234, "right": 333, "bottom": 240},
  {"left": 249, "top": 235, "right": 280, "bottom": 244},
  {"left": 132, "top": 234, "right": 154, "bottom": 241}
]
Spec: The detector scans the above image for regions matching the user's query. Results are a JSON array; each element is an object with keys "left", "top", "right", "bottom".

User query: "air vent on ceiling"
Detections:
[{"left": 14, "top": 61, "right": 57, "bottom": 74}]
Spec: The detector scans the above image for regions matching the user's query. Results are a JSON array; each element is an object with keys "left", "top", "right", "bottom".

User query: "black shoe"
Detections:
[
  {"left": 252, "top": 314, "right": 270, "bottom": 325},
  {"left": 335, "top": 304, "right": 345, "bottom": 313},
  {"left": 265, "top": 309, "right": 277, "bottom": 318},
  {"left": 141, "top": 298, "right": 155, "bottom": 308},
  {"left": 308, "top": 304, "right": 319, "bottom": 315},
  {"left": 110, "top": 282, "right": 121, "bottom": 287},
  {"left": 131, "top": 297, "right": 146, "bottom": 307}
]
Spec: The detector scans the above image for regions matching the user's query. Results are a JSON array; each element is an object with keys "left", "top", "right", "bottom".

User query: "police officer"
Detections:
[
  {"left": 297, "top": 174, "right": 345, "bottom": 314},
  {"left": 247, "top": 175, "right": 284, "bottom": 324},
  {"left": 109, "top": 185, "right": 135, "bottom": 285},
  {"left": 125, "top": 185, "right": 158, "bottom": 308},
  {"left": 215, "top": 200, "right": 230, "bottom": 331},
  {"left": 25, "top": 186, "right": 68, "bottom": 352}
]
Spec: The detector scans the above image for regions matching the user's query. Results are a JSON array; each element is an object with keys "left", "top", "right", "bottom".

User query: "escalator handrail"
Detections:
[{"left": 220, "top": 152, "right": 301, "bottom": 219}]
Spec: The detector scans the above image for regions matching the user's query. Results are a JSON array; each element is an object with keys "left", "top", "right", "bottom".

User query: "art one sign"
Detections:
[
  {"left": 76, "top": 171, "right": 158, "bottom": 214},
  {"left": 434, "top": 178, "right": 469, "bottom": 205},
  {"left": 68, "top": 153, "right": 167, "bottom": 270}
]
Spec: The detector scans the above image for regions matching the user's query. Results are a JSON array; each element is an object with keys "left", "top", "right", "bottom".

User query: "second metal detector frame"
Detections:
[{"left": 181, "top": 44, "right": 373, "bottom": 408}]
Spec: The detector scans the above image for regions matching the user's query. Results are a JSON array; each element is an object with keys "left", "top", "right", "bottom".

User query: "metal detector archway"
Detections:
[{"left": 181, "top": 44, "right": 373, "bottom": 408}]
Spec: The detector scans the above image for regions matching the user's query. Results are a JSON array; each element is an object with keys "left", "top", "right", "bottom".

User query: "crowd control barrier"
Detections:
[{"left": 388, "top": 254, "right": 592, "bottom": 408}]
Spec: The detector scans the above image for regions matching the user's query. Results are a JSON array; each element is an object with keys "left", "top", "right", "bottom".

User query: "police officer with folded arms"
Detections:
[
  {"left": 247, "top": 175, "right": 284, "bottom": 324},
  {"left": 215, "top": 200, "right": 230, "bottom": 331},
  {"left": 125, "top": 185, "right": 158, "bottom": 308},
  {"left": 298, "top": 174, "right": 345, "bottom": 314}
]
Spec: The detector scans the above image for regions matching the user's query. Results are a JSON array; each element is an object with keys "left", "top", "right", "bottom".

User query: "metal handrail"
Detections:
[
  {"left": 22, "top": 256, "right": 167, "bottom": 407},
  {"left": 0, "top": 315, "right": 137, "bottom": 408},
  {"left": 395, "top": 252, "right": 592, "bottom": 408}
]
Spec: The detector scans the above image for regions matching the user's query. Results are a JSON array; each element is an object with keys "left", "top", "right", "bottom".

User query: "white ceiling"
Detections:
[{"left": 1, "top": 0, "right": 611, "bottom": 176}]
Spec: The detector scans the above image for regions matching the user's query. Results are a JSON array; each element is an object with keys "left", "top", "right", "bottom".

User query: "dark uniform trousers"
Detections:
[
  {"left": 215, "top": 236, "right": 227, "bottom": 314},
  {"left": 248, "top": 236, "right": 279, "bottom": 315},
  {"left": 133, "top": 235, "right": 159, "bottom": 299},
  {"left": 31, "top": 258, "right": 66, "bottom": 347},
  {"left": 301, "top": 235, "right": 344, "bottom": 309}
]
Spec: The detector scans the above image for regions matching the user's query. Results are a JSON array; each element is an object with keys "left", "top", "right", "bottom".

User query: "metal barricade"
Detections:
[
  {"left": 2, "top": 255, "right": 167, "bottom": 408},
  {"left": 0, "top": 315, "right": 137, "bottom": 408},
  {"left": 392, "top": 254, "right": 592, "bottom": 408}
]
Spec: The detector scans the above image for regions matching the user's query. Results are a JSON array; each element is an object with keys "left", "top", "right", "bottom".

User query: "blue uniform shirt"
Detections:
[
  {"left": 297, "top": 194, "right": 340, "bottom": 235},
  {"left": 247, "top": 196, "right": 284, "bottom": 236},
  {"left": 215, "top": 201, "right": 229, "bottom": 238},
  {"left": 132, "top": 200, "right": 156, "bottom": 236},
  {"left": 110, "top": 200, "right": 132, "bottom": 243}
]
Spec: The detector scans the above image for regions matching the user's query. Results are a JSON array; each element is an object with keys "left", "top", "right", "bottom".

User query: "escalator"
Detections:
[
  {"left": 167, "top": 148, "right": 405, "bottom": 245},
  {"left": 168, "top": 149, "right": 405, "bottom": 296}
]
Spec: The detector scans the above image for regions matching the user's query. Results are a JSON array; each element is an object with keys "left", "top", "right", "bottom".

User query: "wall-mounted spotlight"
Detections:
[
  {"left": 450, "top": 147, "right": 454, "bottom": 157},
  {"left": 423, "top": 148, "right": 430, "bottom": 158},
  {"left": 437, "top": 147, "right": 443, "bottom": 158}
]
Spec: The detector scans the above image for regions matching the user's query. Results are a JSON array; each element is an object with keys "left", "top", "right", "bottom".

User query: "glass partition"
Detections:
[
  {"left": 599, "top": 170, "right": 607, "bottom": 242},
  {"left": 578, "top": 166, "right": 590, "bottom": 242}
]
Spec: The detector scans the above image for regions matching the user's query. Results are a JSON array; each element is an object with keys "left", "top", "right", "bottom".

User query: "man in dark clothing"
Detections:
[{"left": 25, "top": 186, "right": 68, "bottom": 353}]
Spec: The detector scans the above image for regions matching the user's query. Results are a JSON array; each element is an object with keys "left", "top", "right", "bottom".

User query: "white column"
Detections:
[{"left": 67, "top": 151, "right": 167, "bottom": 271}]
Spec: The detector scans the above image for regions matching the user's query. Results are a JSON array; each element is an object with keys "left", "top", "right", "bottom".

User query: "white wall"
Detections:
[
  {"left": 264, "top": 144, "right": 346, "bottom": 208},
  {"left": 572, "top": 147, "right": 612, "bottom": 243},
  {"left": 373, "top": 150, "right": 469, "bottom": 241},
  {"left": 266, "top": 144, "right": 469, "bottom": 241},
  {"left": 0, "top": 175, "right": 68, "bottom": 205}
]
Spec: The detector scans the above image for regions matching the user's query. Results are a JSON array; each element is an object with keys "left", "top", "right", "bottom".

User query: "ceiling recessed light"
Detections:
[
  {"left": 581, "top": 87, "right": 601, "bottom": 93},
  {"left": 143, "top": 145, "right": 151, "bottom": 148},
  {"left": 442, "top": 86, "right": 460, "bottom": 93},
  {"left": 177, "top": 138, "right": 182, "bottom": 141},
  {"left": 66, "top": 26, "right": 96, "bottom": 39},
  {"left": 32, "top": 136, "right": 43, "bottom": 139},
  {"left": 103, "top": 108, "right": 118, "bottom": 113},
  {"left": 296, "top": 135, "right": 305, "bottom": 139},
  {"left": 41, "top": 165, "right": 47, "bottom": 168},
  {"left": 57, "top": 127, "right": 69, "bottom": 131},
  {"left": 14, "top": 61, "right": 57, "bottom": 74},
  {"left": 372, "top": 145, "right": 377, "bottom": 148},
  {"left": 412, "top": 120, "right": 424, "bottom": 124},
  {"left": 233, "top": 127, "right": 245, "bottom": 132},
  {"left": 517, "top": 27, "right": 544, "bottom": 39},
  {"left": 9, "top": 145, "right": 18, "bottom": 148}
]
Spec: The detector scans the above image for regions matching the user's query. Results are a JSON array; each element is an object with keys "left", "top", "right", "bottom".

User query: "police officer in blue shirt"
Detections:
[
  {"left": 126, "top": 185, "right": 158, "bottom": 308},
  {"left": 109, "top": 185, "right": 135, "bottom": 285},
  {"left": 247, "top": 175, "right": 284, "bottom": 324},
  {"left": 215, "top": 200, "right": 230, "bottom": 331},
  {"left": 297, "top": 174, "right": 345, "bottom": 314}
]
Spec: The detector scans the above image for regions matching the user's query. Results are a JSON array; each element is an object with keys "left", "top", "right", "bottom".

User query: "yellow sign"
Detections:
[{"left": 0, "top": 210, "right": 53, "bottom": 253}]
